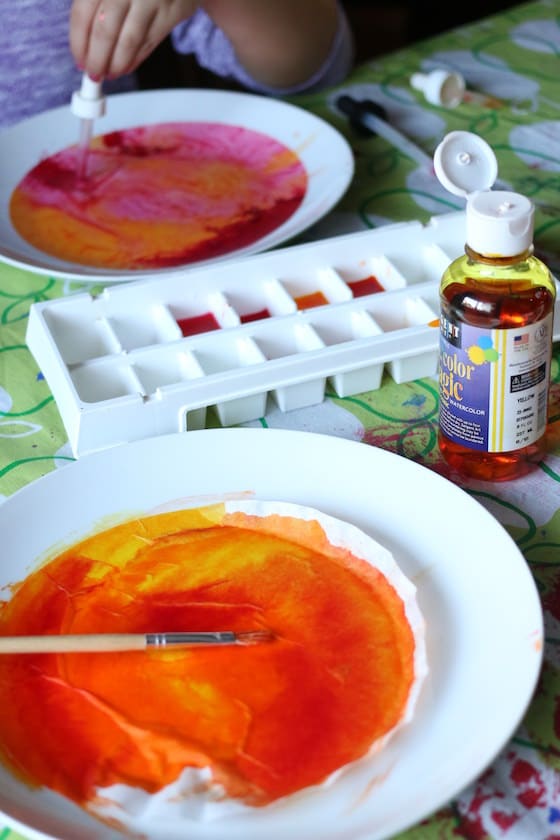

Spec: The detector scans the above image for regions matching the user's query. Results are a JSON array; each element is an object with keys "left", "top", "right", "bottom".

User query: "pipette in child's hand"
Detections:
[{"left": 71, "top": 74, "right": 106, "bottom": 179}]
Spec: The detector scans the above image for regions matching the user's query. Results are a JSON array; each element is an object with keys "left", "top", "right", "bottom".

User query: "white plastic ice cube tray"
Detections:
[{"left": 26, "top": 211, "right": 560, "bottom": 457}]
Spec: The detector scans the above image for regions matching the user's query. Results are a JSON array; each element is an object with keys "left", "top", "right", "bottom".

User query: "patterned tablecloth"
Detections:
[{"left": 1, "top": 1, "right": 560, "bottom": 838}]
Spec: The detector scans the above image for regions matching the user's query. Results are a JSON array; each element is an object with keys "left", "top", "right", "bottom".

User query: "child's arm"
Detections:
[{"left": 199, "top": 0, "right": 341, "bottom": 89}]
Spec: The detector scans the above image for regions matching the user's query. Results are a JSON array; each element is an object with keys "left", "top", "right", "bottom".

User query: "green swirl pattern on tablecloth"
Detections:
[{"left": 1, "top": 1, "right": 560, "bottom": 838}]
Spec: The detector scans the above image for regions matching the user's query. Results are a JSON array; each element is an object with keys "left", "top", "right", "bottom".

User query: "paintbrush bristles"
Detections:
[{"left": 235, "top": 630, "right": 275, "bottom": 645}]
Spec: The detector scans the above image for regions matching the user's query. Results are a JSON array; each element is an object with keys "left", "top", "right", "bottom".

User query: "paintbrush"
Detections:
[
  {"left": 71, "top": 73, "right": 106, "bottom": 179},
  {"left": 0, "top": 630, "right": 274, "bottom": 654}
]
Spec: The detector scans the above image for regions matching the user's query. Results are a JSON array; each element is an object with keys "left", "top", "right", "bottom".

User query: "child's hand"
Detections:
[{"left": 70, "top": 0, "right": 198, "bottom": 80}]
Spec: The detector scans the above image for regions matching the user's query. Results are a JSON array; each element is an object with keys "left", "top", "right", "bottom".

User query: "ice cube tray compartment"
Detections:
[
  {"left": 108, "top": 303, "right": 180, "bottom": 349},
  {"left": 70, "top": 358, "right": 144, "bottom": 403},
  {"left": 223, "top": 279, "right": 293, "bottom": 322},
  {"left": 43, "top": 305, "right": 121, "bottom": 364},
  {"left": 26, "top": 211, "right": 560, "bottom": 457},
  {"left": 132, "top": 348, "right": 204, "bottom": 395}
]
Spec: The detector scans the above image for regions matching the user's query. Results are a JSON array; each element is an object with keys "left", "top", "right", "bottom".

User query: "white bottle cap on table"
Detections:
[
  {"left": 433, "top": 130, "right": 534, "bottom": 256},
  {"left": 410, "top": 69, "right": 466, "bottom": 108}
]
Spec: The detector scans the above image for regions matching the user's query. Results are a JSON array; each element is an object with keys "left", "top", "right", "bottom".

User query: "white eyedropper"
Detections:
[{"left": 71, "top": 73, "right": 106, "bottom": 178}]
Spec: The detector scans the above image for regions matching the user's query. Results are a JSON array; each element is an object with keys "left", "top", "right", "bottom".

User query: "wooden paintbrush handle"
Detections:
[{"left": 0, "top": 634, "right": 147, "bottom": 654}]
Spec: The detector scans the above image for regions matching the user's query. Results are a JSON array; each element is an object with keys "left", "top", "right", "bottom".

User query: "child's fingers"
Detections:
[
  {"left": 69, "top": 0, "right": 99, "bottom": 68},
  {"left": 84, "top": 1, "right": 131, "bottom": 79},
  {"left": 70, "top": 0, "right": 126, "bottom": 78},
  {"left": 70, "top": 0, "right": 197, "bottom": 80},
  {"left": 106, "top": 5, "right": 159, "bottom": 77}
]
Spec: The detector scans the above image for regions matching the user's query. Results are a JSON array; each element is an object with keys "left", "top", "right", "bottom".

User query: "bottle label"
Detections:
[{"left": 439, "top": 314, "right": 553, "bottom": 452}]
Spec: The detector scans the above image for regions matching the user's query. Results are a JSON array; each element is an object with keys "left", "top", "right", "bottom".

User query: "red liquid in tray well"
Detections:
[
  {"left": 348, "top": 276, "right": 384, "bottom": 297},
  {"left": 239, "top": 308, "right": 271, "bottom": 323},
  {"left": 177, "top": 312, "right": 221, "bottom": 336}
]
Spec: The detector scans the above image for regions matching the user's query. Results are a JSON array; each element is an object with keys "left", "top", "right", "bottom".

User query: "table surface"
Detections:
[{"left": 1, "top": 1, "right": 560, "bottom": 838}]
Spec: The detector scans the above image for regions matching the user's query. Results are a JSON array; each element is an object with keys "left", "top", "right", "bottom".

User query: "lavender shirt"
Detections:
[{"left": 0, "top": 1, "right": 353, "bottom": 129}]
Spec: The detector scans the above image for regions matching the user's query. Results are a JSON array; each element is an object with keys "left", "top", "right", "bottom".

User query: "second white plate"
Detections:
[{"left": 0, "top": 428, "right": 543, "bottom": 840}]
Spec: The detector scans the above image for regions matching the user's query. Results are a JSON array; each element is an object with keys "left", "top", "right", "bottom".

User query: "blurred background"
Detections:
[{"left": 343, "top": 0, "right": 520, "bottom": 63}]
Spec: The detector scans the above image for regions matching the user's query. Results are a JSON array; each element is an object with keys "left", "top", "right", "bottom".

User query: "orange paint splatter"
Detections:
[{"left": 0, "top": 504, "right": 416, "bottom": 818}]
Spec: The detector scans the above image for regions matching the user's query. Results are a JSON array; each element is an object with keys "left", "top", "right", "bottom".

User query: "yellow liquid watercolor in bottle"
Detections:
[{"left": 434, "top": 131, "right": 556, "bottom": 481}]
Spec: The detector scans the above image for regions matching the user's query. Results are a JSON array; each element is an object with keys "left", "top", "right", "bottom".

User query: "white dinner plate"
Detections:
[
  {"left": 0, "top": 89, "right": 353, "bottom": 282},
  {"left": 0, "top": 428, "right": 543, "bottom": 840}
]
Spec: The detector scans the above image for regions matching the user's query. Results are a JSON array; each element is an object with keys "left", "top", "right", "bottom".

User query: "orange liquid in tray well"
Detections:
[
  {"left": 295, "top": 290, "right": 329, "bottom": 310},
  {"left": 0, "top": 504, "right": 416, "bottom": 815}
]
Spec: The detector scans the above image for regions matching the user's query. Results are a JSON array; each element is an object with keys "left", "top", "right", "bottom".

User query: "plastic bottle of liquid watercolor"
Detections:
[{"left": 433, "top": 131, "right": 556, "bottom": 481}]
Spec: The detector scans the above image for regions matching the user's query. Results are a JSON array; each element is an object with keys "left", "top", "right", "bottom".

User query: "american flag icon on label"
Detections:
[{"left": 514, "top": 333, "right": 529, "bottom": 346}]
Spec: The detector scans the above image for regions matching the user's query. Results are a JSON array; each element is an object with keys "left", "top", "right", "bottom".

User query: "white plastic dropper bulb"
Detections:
[
  {"left": 71, "top": 74, "right": 106, "bottom": 178},
  {"left": 410, "top": 69, "right": 466, "bottom": 108},
  {"left": 71, "top": 74, "right": 105, "bottom": 119}
]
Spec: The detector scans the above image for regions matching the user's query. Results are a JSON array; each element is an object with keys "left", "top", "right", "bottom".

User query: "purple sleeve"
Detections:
[
  {"left": 0, "top": 0, "right": 135, "bottom": 129},
  {"left": 0, "top": 1, "right": 81, "bottom": 128},
  {"left": 171, "top": 2, "right": 354, "bottom": 95}
]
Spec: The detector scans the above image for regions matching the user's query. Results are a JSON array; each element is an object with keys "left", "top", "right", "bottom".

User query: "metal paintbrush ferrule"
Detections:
[
  {"left": 145, "top": 631, "right": 238, "bottom": 648},
  {"left": 146, "top": 631, "right": 274, "bottom": 648}
]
